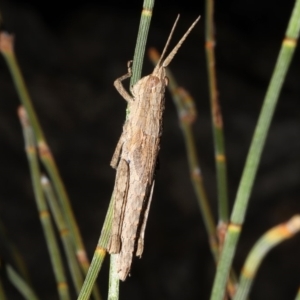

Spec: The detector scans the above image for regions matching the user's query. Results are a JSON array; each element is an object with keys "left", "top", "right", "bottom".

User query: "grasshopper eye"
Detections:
[{"left": 164, "top": 76, "right": 169, "bottom": 86}]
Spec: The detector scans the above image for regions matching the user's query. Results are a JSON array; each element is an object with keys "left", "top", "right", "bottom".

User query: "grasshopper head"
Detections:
[{"left": 152, "top": 64, "right": 167, "bottom": 84}]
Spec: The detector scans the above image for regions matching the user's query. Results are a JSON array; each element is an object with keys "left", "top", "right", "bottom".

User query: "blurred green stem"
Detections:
[
  {"left": 6, "top": 264, "right": 39, "bottom": 300},
  {"left": 41, "top": 175, "right": 84, "bottom": 295},
  {"left": 18, "top": 107, "right": 70, "bottom": 300},
  {"left": 0, "top": 32, "right": 100, "bottom": 299},
  {"left": 205, "top": 0, "right": 229, "bottom": 229},
  {"left": 77, "top": 199, "right": 113, "bottom": 300},
  {"left": 234, "top": 215, "right": 300, "bottom": 300}
]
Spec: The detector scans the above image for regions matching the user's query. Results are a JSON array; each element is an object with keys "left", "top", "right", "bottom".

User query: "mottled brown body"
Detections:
[{"left": 107, "top": 15, "right": 200, "bottom": 281}]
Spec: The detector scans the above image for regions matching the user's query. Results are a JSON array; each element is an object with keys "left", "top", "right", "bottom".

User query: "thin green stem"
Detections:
[
  {"left": 39, "top": 150, "right": 101, "bottom": 299},
  {"left": 234, "top": 216, "right": 300, "bottom": 300},
  {"left": 6, "top": 264, "right": 39, "bottom": 300},
  {"left": 77, "top": 199, "right": 113, "bottom": 300},
  {"left": 130, "top": 0, "right": 155, "bottom": 86},
  {"left": 205, "top": 0, "right": 229, "bottom": 226},
  {"left": 108, "top": 255, "right": 120, "bottom": 300},
  {"left": 41, "top": 175, "right": 84, "bottom": 295},
  {"left": 0, "top": 34, "right": 44, "bottom": 141},
  {"left": 210, "top": 1, "right": 300, "bottom": 299},
  {"left": 18, "top": 107, "right": 70, "bottom": 300}
]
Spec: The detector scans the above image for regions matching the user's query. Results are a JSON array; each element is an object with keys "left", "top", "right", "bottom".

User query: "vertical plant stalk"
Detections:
[
  {"left": 205, "top": 0, "right": 229, "bottom": 237},
  {"left": 41, "top": 175, "right": 84, "bottom": 295},
  {"left": 210, "top": 1, "right": 300, "bottom": 299},
  {"left": 0, "top": 33, "right": 100, "bottom": 298},
  {"left": 6, "top": 264, "right": 39, "bottom": 300},
  {"left": 108, "top": 255, "right": 120, "bottom": 300},
  {"left": 233, "top": 215, "right": 300, "bottom": 300},
  {"left": 130, "top": 0, "right": 155, "bottom": 87},
  {"left": 18, "top": 107, "right": 70, "bottom": 300},
  {"left": 77, "top": 199, "right": 113, "bottom": 300}
]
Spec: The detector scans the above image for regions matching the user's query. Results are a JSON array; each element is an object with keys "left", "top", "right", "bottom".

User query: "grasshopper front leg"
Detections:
[
  {"left": 111, "top": 60, "right": 133, "bottom": 168},
  {"left": 114, "top": 60, "right": 134, "bottom": 102}
]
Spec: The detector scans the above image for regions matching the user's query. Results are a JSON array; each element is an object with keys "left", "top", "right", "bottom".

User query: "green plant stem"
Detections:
[
  {"left": 0, "top": 34, "right": 44, "bottom": 142},
  {"left": 18, "top": 107, "right": 70, "bottom": 300},
  {"left": 39, "top": 152, "right": 101, "bottom": 299},
  {"left": 234, "top": 216, "right": 300, "bottom": 300},
  {"left": 77, "top": 199, "right": 113, "bottom": 300},
  {"left": 41, "top": 175, "right": 84, "bottom": 295},
  {"left": 6, "top": 265, "right": 39, "bottom": 300},
  {"left": 130, "top": 0, "right": 155, "bottom": 86},
  {"left": 108, "top": 255, "right": 120, "bottom": 300},
  {"left": 0, "top": 33, "right": 101, "bottom": 299},
  {"left": 210, "top": 1, "right": 300, "bottom": 299},
  {"left": 205, "top": 0, "right": 229, "bottom": 227}
]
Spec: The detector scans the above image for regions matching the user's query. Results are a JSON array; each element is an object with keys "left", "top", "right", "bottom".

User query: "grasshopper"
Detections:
[{"left": 107, "top": 15, "right": 200, "bottom": 281}]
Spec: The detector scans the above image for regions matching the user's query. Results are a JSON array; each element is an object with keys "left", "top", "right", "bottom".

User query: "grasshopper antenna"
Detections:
[
  {"left": 155, "top": 14, "right": 180, "bottom": 68},
  {"left": 163, "top": 15, "right": 200, "bottom": 68}
]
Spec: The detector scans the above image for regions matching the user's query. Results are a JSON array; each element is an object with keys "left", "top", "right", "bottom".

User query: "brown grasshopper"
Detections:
[{"left": 107, "top": 15, "right": 200, "bottom": 281}]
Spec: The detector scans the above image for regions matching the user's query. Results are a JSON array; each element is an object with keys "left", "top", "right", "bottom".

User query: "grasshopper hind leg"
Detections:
[{"left": 136, "top": 180, "right": 155, "bottom": 257}]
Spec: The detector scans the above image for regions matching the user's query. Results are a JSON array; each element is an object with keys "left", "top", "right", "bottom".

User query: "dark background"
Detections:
[{"left": 0, "top": 0, "right": 300, "bottom": 299}]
